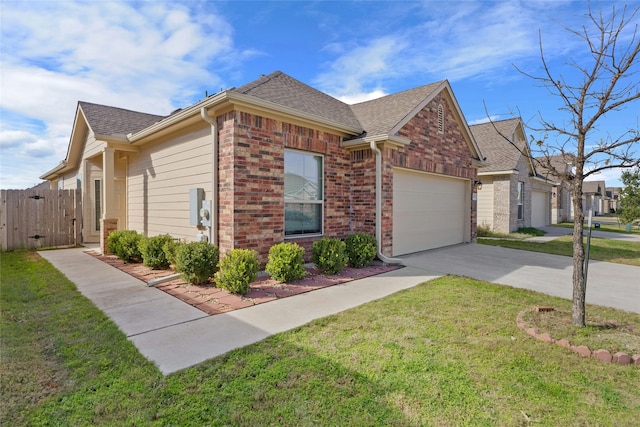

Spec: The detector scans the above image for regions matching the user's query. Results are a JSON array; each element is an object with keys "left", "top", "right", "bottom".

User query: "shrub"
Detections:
[
  {"left": 345, "top": 233, "right": 377, "bottom": 268},
  {"left": 107, "top": 230, "right": 142, "bottom": 263},
  {"left": 174, "top": 242, "right": 219, "bottom": 285},
  {"left": 214, "top": 249, "right": 259, "bottom": 295},
  {"left": 162, "top": 238, "right": 183, "bottom": 267},
  {"left": 516, "top": 227, "right": 546, "bottom": 237},
  {"left": 265, "top": 242, "right": 306, "bottom": 282},
  {"left": 138, "top": 234, "right": 174, "bottom": 269},
  {"left": 311, "top": 237, "right": 348, "bottom": 275}
]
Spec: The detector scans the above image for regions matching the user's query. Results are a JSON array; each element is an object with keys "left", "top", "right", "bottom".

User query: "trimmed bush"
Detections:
[
  {"left": 214, "top": 249, "right": 259, "bottom": 295},
  {"left": 138, "top": 234, "right": 174, "bottom": 269},
  {"left": 265, "top": 242, "right": 306, "bottom": 282},
  {"left": 174, "top": 242, "right": 219, "bottom": 285},
  {"left": 311, "top": 237, "right": 348, "bottom": 275},
  {"left": 162, "top": 238, "right": 183, "bottom": 267},
  {"left": 107, "top": 230, "right": 142, "bottom": 263},
  {"left": 345, "top": 233, "right": 377, "bottom": 268}
]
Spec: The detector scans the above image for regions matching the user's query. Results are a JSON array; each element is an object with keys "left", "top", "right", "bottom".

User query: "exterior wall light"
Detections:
[{"left": 473, "top": 180, "right": 483, "bottom": 191}]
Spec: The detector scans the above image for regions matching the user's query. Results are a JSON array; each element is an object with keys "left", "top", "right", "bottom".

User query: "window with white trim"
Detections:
[
  {"left": 517, "top": 181, "right": 524, "bottom": 220},
  {"left": 284, "top": 150, "right": 323, "bottom": 236}
]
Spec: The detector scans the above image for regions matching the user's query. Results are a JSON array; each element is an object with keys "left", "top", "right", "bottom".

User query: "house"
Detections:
[
  {"left": 469, "top": 118, "right": 555, "bottom": 233},
  {"left": 606, "top": 187, "right": 621, "bottom": 213},
  {"left": 535, "top": 154, "right": 575, "bottom": 223},
  {"left": 41, "top": 71, "right": 485, "bottom": 261},
  {"left": 582, "top": 180, "right": 607, "bottom": 216}
]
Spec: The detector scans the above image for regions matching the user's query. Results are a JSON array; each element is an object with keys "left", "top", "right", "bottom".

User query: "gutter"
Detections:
[
  {"left": 369, "top": 140, "right": 403, "bottom": 265},
  {"left": 200, "top": 107, "right": 219, "bottom": 246}
]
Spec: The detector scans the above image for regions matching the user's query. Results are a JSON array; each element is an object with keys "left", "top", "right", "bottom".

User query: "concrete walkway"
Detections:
[
  {"left": 525, "top": 225, "right": 640, "bottom": 243},
  {"left": 39, "top": 248, "right": 435, "bottom": 374},
  {"left": 39, "top": 242, "right": 639, "bottom": 375}
]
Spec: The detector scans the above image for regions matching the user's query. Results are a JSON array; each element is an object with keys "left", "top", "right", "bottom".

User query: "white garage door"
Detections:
[
  {"left": 531, "top": 190, "right": 550, "bottom": 227},
  {"left": 393, "top": 169, "right": 467, "bottom": 256}
]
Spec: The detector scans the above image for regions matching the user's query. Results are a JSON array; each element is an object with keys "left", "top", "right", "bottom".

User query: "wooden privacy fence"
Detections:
[{"left": 0, "top": 189, "right": 82, "bottom": 251}]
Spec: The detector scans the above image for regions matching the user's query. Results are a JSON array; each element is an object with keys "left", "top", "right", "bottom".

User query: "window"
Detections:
[
  {"left": 437, "top": 104, "right": 444, "bottom": 134},
  {"left": 517, "top": 181, "right": 524, "bottom": 220},
  {"left": 94, "top": 179, "right": 102, "bottom": 232},
  {"left": 284, "top": 150, "right": 323, "bottom": 236}
]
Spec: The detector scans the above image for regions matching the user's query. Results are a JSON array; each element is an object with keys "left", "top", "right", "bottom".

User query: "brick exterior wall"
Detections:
[
  {"left": 215, "top": 91, "right": 479, "bottom": 261},
  {"left": 217, "top": 110, "right": 351, "bottom": 263}
]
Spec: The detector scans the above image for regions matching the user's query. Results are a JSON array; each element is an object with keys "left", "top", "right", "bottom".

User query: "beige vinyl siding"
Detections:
[
  {"left": 476, "top": 176, "right": 494, "bottom": 229},
  {"left": 127, "top": 126, "right": 212, "bottom": 240},
  {"left": 61, "top": 172, "right": 79, "bottom": 190},
  {"left": 83, "top": 132, "right": 104, "bottom": 160}
]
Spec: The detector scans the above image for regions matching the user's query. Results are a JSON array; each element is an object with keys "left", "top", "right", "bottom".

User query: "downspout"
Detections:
[
  {"left": 200, "top": 107, "right": 218, "bottom": 246},
  {"left": 370, "top": 140, "right": 403, "bottom": 265}
]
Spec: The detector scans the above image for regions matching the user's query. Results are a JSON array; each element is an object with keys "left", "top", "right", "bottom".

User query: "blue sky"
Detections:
[{"left": 1, "top": 0, "right": 638, "bottom": 189}]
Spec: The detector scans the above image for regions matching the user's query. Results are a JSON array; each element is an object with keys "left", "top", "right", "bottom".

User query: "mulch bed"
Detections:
[{"left": 87, "top": 251, "right": 401, "bottom": 316}]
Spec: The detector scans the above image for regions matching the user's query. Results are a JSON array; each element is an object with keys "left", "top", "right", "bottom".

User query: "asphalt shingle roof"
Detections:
[
  {"left": 349, "top": 82, "right": 443, "bottom": 137},
  {"left": 233, "top": 71, "right": 362, "bottom": 131},
  {"left": 469, "top": 118, "right": 527, "bottom": 172},
  {"left": 79, "top": 101, "right": 165, "bottom": 137}
]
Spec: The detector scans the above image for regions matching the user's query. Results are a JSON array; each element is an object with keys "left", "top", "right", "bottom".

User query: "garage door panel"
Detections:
[
  {"left": 393, "top": 170, "right": 467, "bottom": 256},
  {"left": 531, "top": 191, "right": 549, "bottom": 227}
]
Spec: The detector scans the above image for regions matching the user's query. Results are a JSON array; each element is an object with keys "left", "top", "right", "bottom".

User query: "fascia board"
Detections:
[
  {"left": 342, "top": 134, "right": 411, "bottom": 149},
  {"left": 478, "top": 170, "right": 519, "bottom": 176}
]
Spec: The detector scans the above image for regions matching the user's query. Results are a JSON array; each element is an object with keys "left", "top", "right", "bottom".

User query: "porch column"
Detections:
[{"left": 100, "top": 147, "right": 118, "bottom": 254}]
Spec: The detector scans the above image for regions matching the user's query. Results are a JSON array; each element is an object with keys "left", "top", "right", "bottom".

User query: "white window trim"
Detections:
[
  {"left": 517, "top": 181, "right": 524, "bottom": 220},
  {"left": 284, "top": 149, "right": 324, "bottom": 238}
]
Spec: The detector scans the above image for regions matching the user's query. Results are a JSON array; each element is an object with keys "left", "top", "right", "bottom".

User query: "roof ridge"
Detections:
[{"left": 350, "top": 80, "right": 445, "bottom": 107}]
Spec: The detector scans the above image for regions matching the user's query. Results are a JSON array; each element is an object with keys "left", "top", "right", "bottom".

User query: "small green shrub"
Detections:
[
  {"left": 516, "top": 227, "right": 546, "bottom": 236},
  {"left": 174, "top": 242, "right": 219, "bottom": 285},
  {"left": 265, "top": 242, "right": 306, "bottom": 282},
  {"left": 311, "top": 237, "right": 348, "bottom": 275},
  {"left": 345, "top": 233, "right": 377, "bottom": 268},
  {"left": 107, "top": 230, "right": 142, "bottom": 262},
  {"left": 162, "top": 238, "right": 183, "bottom": 266},
  {"left": 139, "top": 234, "right": 174, "bottom": 269},
  {"left": 214, "top": 249, "right": 259, "bottom": 295}
]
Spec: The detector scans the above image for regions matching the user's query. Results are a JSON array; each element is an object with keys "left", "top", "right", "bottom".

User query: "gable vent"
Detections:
[{"left": 437, "top": 104, "right": 444, "bottom": 134}]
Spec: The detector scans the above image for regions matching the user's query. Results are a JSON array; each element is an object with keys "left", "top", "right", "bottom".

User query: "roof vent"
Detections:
[{"left": 437, "top": 104, "right": 444, "bottom": 134}]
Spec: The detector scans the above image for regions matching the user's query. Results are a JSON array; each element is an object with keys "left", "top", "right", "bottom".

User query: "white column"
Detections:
[{"left": 102, "top": 147, "right": 116, "bottom": 219}]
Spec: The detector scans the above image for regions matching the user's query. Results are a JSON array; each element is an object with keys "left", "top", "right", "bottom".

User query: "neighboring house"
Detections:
[
  {"left": 41, "top": 71, "right": 485, "bottom": 261},
  {"left": 535, "top": 154, "right": 575, "bottom": 224},
  {"left": 582, "top": 180, "right": 607, "bottom": 216},
  {"left": 606, "top": 187, "right": 621, "bottom": 213},
  {"left": 469, "top": 118, "right": 555, "bottom": 233}
]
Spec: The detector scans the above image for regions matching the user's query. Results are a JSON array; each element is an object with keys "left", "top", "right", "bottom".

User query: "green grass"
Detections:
[
  {"left": 2, "top": 250, "right": 640, "bottom": 426},
  {"left": 555, "top": 220, "right": 640, "bottom": 235},
  {"left": 479, "top": 235, "right": 640, "bottom": 266},
  {"left": 477, "top": 226, "right": 546, "bottom": 240}
]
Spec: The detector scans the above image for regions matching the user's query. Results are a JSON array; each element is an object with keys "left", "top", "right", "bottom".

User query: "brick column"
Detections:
[{"left": 100, "top": 218, "right": 118, "bottom": 254}]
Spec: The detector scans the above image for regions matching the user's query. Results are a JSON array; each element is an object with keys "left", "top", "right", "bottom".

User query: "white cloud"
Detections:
[
  {"left": 0, "top": 0, "right": 242, "bottom": 189},
  {"left": 468, "top": 115, "right": 503, "bottom": 126}
]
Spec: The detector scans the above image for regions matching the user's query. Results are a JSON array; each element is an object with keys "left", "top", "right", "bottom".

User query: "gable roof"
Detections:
[
  {"left": 78, "top": 101, "right": 165, "bottom": 139},
  {"left": 469, "top": 118, "right": 531, "bottom": 173},
  {"left": 535, "top": 153, "right": 576, "bottom": 181},
  {"left": 350, "top": 81, "right": 443, "bottom": 137},
  {"left": 233, "top": 71, "right": 362, "bottom": 131},
  {"left": 583, "top": 180, "right": 606, "bottom": 195}
]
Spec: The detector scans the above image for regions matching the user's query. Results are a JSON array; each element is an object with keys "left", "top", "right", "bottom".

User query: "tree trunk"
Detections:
[{"left": 571, "top": 193, "right": 586, "bottom": 327}]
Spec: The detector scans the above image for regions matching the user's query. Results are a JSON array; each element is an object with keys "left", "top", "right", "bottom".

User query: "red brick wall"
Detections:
[
  {"left": 379, "top": 94, "right": 478, "bottom": 255},
  {"left": 217, "top": 110, "right": 351, "bottom": 263}
]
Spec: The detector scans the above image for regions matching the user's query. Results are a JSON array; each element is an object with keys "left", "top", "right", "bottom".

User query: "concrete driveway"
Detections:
[
  {"left": 402, "top": 243, "right": 640, "bottom": 314},
  {"left": 39, "top": 240, "right": 639, "bottom": 374}
]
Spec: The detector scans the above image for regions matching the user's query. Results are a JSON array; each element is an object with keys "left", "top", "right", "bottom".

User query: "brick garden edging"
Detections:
[
  {"left": 87, "top": 251, "right": 401, "bottom": 316},
  {"left": 516, "top": 307, "right": 640, "bottom": 367}
]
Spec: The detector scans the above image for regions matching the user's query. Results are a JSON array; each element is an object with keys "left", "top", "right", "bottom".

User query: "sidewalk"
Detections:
[
  {"left": 39, "top": 248, "right": 435, "bottom": 374},
  {"left": 524, "top": 225, "right": 640, "bottom": 243}
]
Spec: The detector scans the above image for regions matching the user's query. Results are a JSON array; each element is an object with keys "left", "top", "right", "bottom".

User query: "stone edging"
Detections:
[{"left": 516, "top": 307, "right": 640, "bottom": 367}]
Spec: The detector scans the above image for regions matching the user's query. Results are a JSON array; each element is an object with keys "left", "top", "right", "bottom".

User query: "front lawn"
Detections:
[
  {"left": 479, "top": 235, "right": 640, "bottom": 266},
  {"left": 2, "top": 250, "right": 639, "bottom": 426}
]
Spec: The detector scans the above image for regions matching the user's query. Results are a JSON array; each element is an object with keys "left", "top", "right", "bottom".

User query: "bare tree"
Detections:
[{"left": 514, "top": 5, "right": 640, "bottom": 326}]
